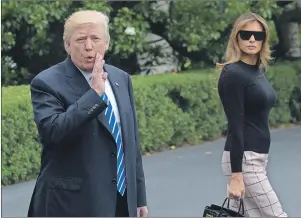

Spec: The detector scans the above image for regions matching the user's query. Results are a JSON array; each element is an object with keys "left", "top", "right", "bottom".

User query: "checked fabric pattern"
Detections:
[{"left": 221, "top": 151, "right": 287, "bottom": 217}]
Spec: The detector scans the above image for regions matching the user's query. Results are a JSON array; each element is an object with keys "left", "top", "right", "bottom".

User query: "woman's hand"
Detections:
[{"left": 228, "top": 172, "right": 245, "bottom": 200}]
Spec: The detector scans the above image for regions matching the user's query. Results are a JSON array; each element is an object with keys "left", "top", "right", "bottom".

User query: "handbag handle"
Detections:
[{"left": 218, "top": 197, "right": 245, "bottom": 216}]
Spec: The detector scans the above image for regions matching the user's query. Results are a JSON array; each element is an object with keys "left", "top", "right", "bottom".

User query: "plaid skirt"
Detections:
[{"left": 221, "top": 151, "right": 288, "bottom": 217}]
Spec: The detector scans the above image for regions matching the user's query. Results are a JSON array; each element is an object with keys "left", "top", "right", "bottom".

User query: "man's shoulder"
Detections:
[
  {"left": 105, "top": 64, "right": 130, "bottom": 77},
  {"left": 32, "top": 60, "right": 66, "bottom": 83}
]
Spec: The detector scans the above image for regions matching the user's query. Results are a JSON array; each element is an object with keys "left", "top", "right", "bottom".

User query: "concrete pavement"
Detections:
[{"left": 2, "top": 125, "right": 300, "bottom": 217}]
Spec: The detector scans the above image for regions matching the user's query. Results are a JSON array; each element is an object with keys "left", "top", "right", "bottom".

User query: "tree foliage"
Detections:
[
  {"left": 138, "top": 0, "right": 280, "bottom": 69},
  {"left": 1, "top": 0, "right": 71, "bottom": 85},
  {"left": 1, "top": 0, "right": 300, "bottom": 86},
  {"left": 1, "top": 0, "right": 149, "bottom": 85}
]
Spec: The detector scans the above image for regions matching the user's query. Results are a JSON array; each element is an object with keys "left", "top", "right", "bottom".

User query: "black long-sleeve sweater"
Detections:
[{"left": 218, "top": 60, "right": 277, "bottom": 172}]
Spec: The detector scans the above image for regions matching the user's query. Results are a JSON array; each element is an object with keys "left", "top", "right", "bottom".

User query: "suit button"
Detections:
[
  {"left": 111, "top": 152, "right": 116, "bottom": 157},
  {"left": 112, "top": 179, "right": 116, "bottom": 184}
]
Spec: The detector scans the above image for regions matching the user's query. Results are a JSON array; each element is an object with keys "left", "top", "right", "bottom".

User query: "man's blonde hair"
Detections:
[
  {"left": 63, "top": 10, "right": 110, "bottom": 52},
  {"left": 217, "top": 12, "right": 272, "bottom": 70}
]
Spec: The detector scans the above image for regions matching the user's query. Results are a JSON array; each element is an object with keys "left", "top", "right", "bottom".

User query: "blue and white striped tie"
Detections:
[{"left": 102, "top": 93, "right": 126, "bottom": 195}]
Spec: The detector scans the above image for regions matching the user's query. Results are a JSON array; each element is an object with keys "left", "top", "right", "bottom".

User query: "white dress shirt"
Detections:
[{"left": 77, "top": 69, "right": 121, "bottom": 125}]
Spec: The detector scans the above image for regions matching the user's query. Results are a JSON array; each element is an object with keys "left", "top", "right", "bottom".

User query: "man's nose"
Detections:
[{"left": 85, "top": 38, "right": 93, "bottom": 50}]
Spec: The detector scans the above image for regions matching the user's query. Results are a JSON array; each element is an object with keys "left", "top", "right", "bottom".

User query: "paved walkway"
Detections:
[{"left": 2, "top": 125, "right": 301, "bottom": 217}]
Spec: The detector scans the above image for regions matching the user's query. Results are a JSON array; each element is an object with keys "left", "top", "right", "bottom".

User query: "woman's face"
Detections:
[{"left": 237, "top": 20, "right": 266, "bottom": 56}]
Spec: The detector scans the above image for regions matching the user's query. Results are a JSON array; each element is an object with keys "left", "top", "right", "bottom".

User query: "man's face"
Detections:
[{"left": 66, "top": 22, "right": 109, "bottom": 72}]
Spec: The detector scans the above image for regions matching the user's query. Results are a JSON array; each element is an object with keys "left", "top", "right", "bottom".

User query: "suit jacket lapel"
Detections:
[
  {"left": 64, "top": 57, "right": 113, "bottom": 138},
  {"left": 103, "top": 64, "right": 128, "bottom": 146},
  {"left": 64, "top": 57, "right": 90, "bottom": 96},
  {"left": 96, "top": 104, "right": 112, "bottom": 139}
]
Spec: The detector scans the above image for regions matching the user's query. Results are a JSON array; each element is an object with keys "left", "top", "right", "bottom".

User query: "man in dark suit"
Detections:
[{"left": 27, "top": 10, "right": 148, "bottom": 217}]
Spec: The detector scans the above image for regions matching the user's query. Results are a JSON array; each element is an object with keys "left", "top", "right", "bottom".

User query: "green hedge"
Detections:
[{"left": 2, "top": 61, "right": 301, "bottom": 185}]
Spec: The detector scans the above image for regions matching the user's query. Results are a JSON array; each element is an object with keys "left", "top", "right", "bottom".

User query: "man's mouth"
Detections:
[{"left": 86, "top": 56, "right": 95, "bottom": 62}]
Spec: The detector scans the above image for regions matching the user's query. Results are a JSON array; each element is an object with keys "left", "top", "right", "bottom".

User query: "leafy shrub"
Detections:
[{"left": 2, "top": 61, "right": 300, "bottom": 185}]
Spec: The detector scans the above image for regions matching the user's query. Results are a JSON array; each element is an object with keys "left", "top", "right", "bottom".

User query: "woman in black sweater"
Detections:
[{"left": 217, "top": 12, "right": 287, "bottom": 217}]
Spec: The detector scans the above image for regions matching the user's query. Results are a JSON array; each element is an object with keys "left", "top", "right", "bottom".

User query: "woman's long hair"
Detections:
[{"left": 216, "top": 12, "right": 273, "bottom": 70}]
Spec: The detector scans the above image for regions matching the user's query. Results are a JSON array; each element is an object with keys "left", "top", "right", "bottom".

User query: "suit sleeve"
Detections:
[
  {"left": 127, "top": 74, "right": 147, "bottom": 207},
  {"left": 30, "top": 76, "right": 107, "bottom": 147},
  {"left": 218, "top": 68, "right": 246, "bottom": 173}
]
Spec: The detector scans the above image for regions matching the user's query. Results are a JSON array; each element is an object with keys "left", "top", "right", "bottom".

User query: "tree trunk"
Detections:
[
  {"left": 275, "top": 19, "right": 300, "bottom": 59},
  {"left": 273, "top": 1, "right": 301, "bottom": 59}
]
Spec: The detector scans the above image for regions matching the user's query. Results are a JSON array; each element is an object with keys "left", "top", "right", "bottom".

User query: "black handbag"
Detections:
[{"left": 203, "top": 197, "right": 245, "bottom": 217}]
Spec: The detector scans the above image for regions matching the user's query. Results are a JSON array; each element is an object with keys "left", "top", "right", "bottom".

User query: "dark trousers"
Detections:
[{"left": 115, "top": 189, "right": 129, "bottom": 217}]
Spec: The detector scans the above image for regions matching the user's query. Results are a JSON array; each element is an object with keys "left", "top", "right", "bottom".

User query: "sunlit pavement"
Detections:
[{"left": 2, "top": 125, "right": 300, "bottom": 217}]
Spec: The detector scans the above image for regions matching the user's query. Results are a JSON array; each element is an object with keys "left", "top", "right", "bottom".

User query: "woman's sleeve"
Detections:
[{"left": 218, "top": 68, "right": 246, "bottom": 173}]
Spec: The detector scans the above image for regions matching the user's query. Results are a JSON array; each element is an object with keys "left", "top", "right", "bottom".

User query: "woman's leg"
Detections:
[
  {"left": 221, "top": 151, "right": 287, "bottom": 217},
  {"left": 243, "top": 151, "right": 287, "bottom": 217},
  {"left": 222, "top": 151, "right": 260, "bottom": 217}
]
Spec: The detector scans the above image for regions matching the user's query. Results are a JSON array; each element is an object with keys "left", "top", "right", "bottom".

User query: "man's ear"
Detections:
[
  {"left": 65, "top": 40, "right": 71, "bottom": 55},
  {"left": 105, "top": 40, "right": 110, "bottom": 51}
]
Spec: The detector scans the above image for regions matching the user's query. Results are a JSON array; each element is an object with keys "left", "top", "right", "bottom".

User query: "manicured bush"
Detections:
[
  {"left": 2, "top": 61, "right": 300, "bottom": 185},
  {"left": 266, "top": 64, "right": 299, "bottom": 124}
]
